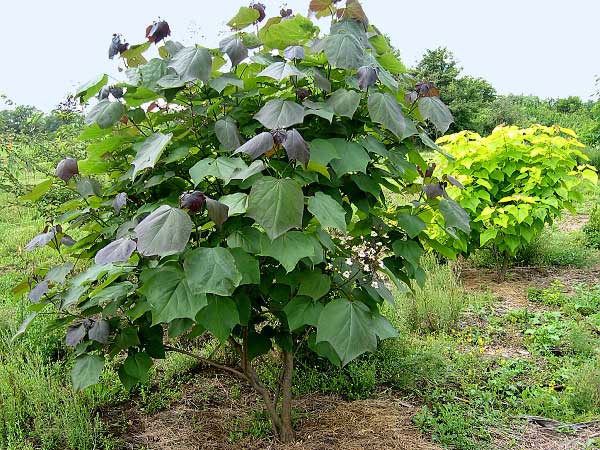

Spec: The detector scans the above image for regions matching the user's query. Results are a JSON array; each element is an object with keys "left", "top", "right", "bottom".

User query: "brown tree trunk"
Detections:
[
  {"left": 498, "top": 250, "right": 510, "bottom": 282},
  {"left": 279, "top": 350, "right": 295, "bottom": 443}
]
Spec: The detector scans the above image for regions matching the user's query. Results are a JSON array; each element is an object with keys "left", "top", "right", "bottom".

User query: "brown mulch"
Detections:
[
  {"left": 102, "top": 373, "right": 443, "bottom": 450},
  {"left": 556, "top": 214, "right": 589, "bottom": 233}
]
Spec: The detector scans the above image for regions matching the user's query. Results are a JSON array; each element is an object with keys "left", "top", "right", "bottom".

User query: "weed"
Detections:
[{"left": 584, "top": 205, "right": 600, "bottom": 248}]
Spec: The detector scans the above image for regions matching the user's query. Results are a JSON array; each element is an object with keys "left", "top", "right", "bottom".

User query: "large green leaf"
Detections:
[
  {"left": 316, "top": 298, "right": 377, "bottom": 366},
  {"left": 229, "top": 248, "right": 260, "bottom": 285},
  {"left": 197, "top": 295, "right": 240, "bottom": 342},
  {"left": 189, "top": 157, "right": 247, "bottom": 185},
  {"left": 21, "top": 178, "right": 53, "bottom": 202},
  {"left": 254, "top": 99, "right": 304, "bottom": 130},
  {"left": 139, "top": 265, "right": 207, "bottom": 325},
  {"left": 439, "top": 199, "right": 471, "bottom": 233},
  {"left": 307, "top": 192, "right": 347, "bottom": 231},
  {"left": 324, "top": 33, "right": 364, "bottom": 69},
  {"left": 130, "top": 132, "right": 173, "bottom": 179},
  {"left": 309, "top": 139, "right": 341, "bottom": 166},
  {"left": 75, "top": 74, "right": 108, "bottom": 102},
  {"left": 284, "top": 296, "right": 323, "bottom": 330},
  {"left": 258, "top": 62, "right": 306, "bottom": 82},
  {"left": 227, "top": 6, "right": 260, "bottom": 30},
  {"left": 326, "top": 88, "right": 361, "bottom": 118},
  {"left": 297, "top": 271, "right": 331, "bottom": 300},
  {"left": 246, "top": 177, "right": 304, "bottom": 240},
  {"left": 134, "top": 205, "right": 193, "bottom": 257},
  {"left": 119, "top": 352, "right": 153, "bottom": 389},
  {"left": 418, "top": 96, "right": 454, "bottom": 134},
  {"left": 260, "top": 231, "right": 316, "bottom": 272},
  {"left": 397, "top": 213, "right": 427, "bottom": 238},
  {"left": 367, "top": 92, "right": 417, "bottom": 141},
  {"left": 85, "top": 100, "right": 124, "bottom": 129},
  {"left": 258, "top": 15, "right": 317, "bottom": 49},
  {"left": 168, "top": 46, "right": 212, "bottom": 83},
  {"left": 72, "top": 354, "right": 105, "bottom": 391},
  {"left": 214, "top": 117, "right": 243, "bottom": 151},
  {"left": 219, "top": 193, "right": 248, "bottom": 216},
  {"left": 328, "top": 139, "right": 370, "bottom": 175},
  {"left": 184, "top": 247, "right": 242, "bottom": 296}
]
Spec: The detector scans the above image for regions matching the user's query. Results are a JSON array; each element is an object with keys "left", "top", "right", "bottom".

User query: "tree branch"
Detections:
[{"left": 164, "top": 344, "right": 247, "bottom": 381}]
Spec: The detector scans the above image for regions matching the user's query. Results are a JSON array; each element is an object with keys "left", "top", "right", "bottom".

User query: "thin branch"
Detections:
[{"left": 164, "top": 345, "right": 247, "bottom": 380}]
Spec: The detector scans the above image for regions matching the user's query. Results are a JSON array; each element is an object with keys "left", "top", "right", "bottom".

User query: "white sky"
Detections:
[{"left": 1, "top": 0, "right": 598, "bottom": 111}]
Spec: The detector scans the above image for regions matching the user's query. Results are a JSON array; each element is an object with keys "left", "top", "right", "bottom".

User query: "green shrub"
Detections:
[
  {"left": 518, "top": 228, "right": 598, "bottom": 268},
  {"left": 583, "top": 146, "right": 600, "bottom": 172},
  {"left": 435, "top": 125, "right": 597, "bottom": 277},
  {"left": 584, "top": 205, "right": 600, "bottom": 248}
]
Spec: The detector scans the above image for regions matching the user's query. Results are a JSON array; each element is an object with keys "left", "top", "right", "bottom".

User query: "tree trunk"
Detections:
[
  {"left": 498, "top": 250, "right": 510, "bottom": 282},
  {"left": 279, "top": 350, "right": 295, "bottom": 443}
]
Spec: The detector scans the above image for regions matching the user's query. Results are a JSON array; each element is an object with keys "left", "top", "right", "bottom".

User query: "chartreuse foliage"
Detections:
[
  {"left": 16, "top": 0, "right": 461, "bottom": 440},
  {"left": 433, "top": 125, "right": 597, "bottom": 269}
]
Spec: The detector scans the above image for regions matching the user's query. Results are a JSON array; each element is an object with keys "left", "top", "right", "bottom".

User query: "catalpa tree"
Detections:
[{"left": 16, "top": 0, "right": 463, "bottom": 441}]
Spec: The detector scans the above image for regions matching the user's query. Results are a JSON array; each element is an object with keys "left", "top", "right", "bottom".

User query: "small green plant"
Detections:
[
  {"left": 584, "top": 205, "right": 600, "bottom": 248},
  {"left": 435, "top": 125, "right": 597, "bottom": 278}
]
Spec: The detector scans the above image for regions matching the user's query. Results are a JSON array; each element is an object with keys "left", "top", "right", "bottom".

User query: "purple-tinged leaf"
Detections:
[
  {"left": 233, "top": 132, "right": 274, "bottom": 159},
  {"left": 206, "top": 198, "right": 229, "bottom": 229},
  {"left": 29, "top": 280, "right": 48, "bottom": 303},
  {"left": 88, "top": 320, "right": 110, "bottom": 344},
  {"left": 283, "top": 45, "right": 305, "bottom": 60},
  {"left": 405, "top": 91, "right": 418, "bottom": 104},
  {"left": 109, "top": 34, "right": 128, "bottom": 59},
  {"left": 280, "top": 8, "right": 293, "bottom": 17},
  {"left": 134, "top": 205, "right": 193, "bottom": 257},
  {"left": 446, "top": 175, "right": 464, "bottom": 189},
  {"left": 146, "top": 20, "right": 171, "bottom": 43},
  {"left": 95, "top": 238, "right": 137, "bottom": 265},
  {"left": 45, "top": 262, "right": 74, "bottom": 284},
  {"left": 179, "top": 190, "right": 206, "bottom": 213},
  {"left": 56, "top": 158, "right": 79, "bottom": 182},
  {"left": 65, "top": 323, "right": 87, "bottom": 347},
  {"left": 423, "top": 182, "right": 449, "bottom": 200},
  {"left": 112, "top": 193, "right": 127, "bottom": 214},
  {"left": 357, "top": 66, "right": 378, "bottom": 90},
  {"left": 296, "top": 87, "right": 311, "bottom": 101},
  {"left": 25, "top": 229, "right": 55, "bottom": 251},
  {"left": 219, "top": 36, "right": 248, "bottom": 67},
  {"left": 254, "top": 99, "right": 305, "bottom": 129},
  {"left": 283, "top": 129, "right": 310, "bottom": 166},
  {"left": 415, "top": 81, "right": 439, "bottom": 97},
  {"left": 109, "top": 86, "right": 124, "bottom": 99},
  {"left": 76, "top": 178, "right": 102, "bottom": 197},
  {"left": 61, "top": 235, "right": 76, "bottom": 247},
  {"left": 230, "top": 160, "right": 266, "bottom": 181},
  {"left": 271, "top": 129, "right": 287, "bottom": 146},
  {"left": 251, "top": 2, "right": 266, "bottom": 22}
]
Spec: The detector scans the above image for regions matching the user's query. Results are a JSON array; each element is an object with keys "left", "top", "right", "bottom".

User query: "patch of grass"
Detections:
[
  {"left": 584, "top": 205, "right": 600, "bottom": 248},
  {"left": 397, "top": 254, "right": 468, "bottom": 333},
  {"left": 517, "top": 227, "right": 599, "bottom": 267}
]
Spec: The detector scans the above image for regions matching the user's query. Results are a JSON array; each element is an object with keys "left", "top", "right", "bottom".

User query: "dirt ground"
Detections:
[{"left": 103, "top": 374, "right": 443, "bottom": 450}]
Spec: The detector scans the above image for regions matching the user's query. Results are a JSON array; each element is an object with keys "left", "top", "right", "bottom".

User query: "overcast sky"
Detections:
[{"left": 2, "top": 0, "right": 598, "bottom": 111}]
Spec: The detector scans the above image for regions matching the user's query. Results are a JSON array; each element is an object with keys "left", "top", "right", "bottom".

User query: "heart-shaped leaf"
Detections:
[{"left": 134, "top": 205, "right": 192, "bottom": 257}]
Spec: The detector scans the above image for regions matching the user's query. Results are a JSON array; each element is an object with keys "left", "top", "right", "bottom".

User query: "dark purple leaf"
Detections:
[
  {"left": 25, "top": 229, "right": 55, "bottom": 251},
  {"left": 109, "top": 87, "right": 124, "bottom": 99},
  {"left": 145, "top": 20, "right": 171, "bottom": 43},
  {"left": 219, "top": 36, "right": 248, "bottom": 67},
  {"left": 283, "top": 45, "right": 305, "bottom": 60},
  {"left": 425, "top": 163, "right": 436, "bottom": 178},
  {"left": 206, "top": 198, "right": 229, "bottom": 229},
  {"left": 95, "top": 238, "right": 137, "bottom": 265},
  {"left": 271, "top": 129, "right": 288, "bottom": 146},
  {"left": 179, "top": 190, "right": 206, "bottom": 213},
  {"left": 56, "top": 158, "right": 79, "bottom": 182},
  {"left": 233, "top": 132, "right": 274, "bottom": 159},
  {"left": 112, "top": 192, "right": 127, "bottom": 214},
  {"left": 108, "top": 34, "right": 128, "bottom": 59},
  {"left": 446, "top": 175, "right": 464, "bottom": 189},
  {"left": 65, "top": 323, "right": 87, "bottom": 347},
  {"left": 88, "top": 320, "right": 110, "bottom": 344},
  {"left": 61, "top": 235, "right": 76, "bottom": 247},
  {"left": 251, "top": 2, "right": 266, "bottom": 22},
  {"left": 283, "top": 129, "right": 310, "bottom": 166},
  {"left": 29, "top": 280, "right": 48, "bottom": 303},
  {"left": 423, "top": 182, "right": 449, "bottom": 200},
  {"left": 415, "top": 81, "right": 440, "bottom": 97},
  {"left": 357, "top": 66, "right": 378, "bottom": 90},
  {"left": 280, "top": 8, "right": 293, "bottom": 17},
  {"left": 296, "top": 87, "right": 311, "bottom": 101}
]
